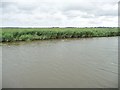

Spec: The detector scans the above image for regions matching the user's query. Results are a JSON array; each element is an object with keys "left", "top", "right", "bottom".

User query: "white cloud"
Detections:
[{"left": 0, "top": 0, "right": 119, "bottom": 27}]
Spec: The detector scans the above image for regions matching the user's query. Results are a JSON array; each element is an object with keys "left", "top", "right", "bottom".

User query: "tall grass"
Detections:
[
  {"left": 1, "top": 28, "right": 119, "bottom": 42},
  {"left": 0, "top": 28, "right": 2, "bottom": 42}
]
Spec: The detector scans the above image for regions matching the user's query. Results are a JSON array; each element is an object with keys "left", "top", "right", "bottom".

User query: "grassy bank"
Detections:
[{"left": 0, "top": 27, "right": 119, "bottom": 42}]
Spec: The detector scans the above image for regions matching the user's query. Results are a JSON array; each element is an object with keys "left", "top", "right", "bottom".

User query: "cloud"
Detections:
[{"left": 0, "top": 0, "right": 119, "bottom": 27}]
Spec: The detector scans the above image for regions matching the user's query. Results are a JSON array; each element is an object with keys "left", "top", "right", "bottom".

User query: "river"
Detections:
[{"left": 2, "top": 37, "right": 118, "bottom": 88}]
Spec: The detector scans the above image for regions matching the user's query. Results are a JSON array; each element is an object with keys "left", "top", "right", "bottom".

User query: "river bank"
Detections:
[{"left": 1, "top": 27, "right": 119, "bottom": 42}]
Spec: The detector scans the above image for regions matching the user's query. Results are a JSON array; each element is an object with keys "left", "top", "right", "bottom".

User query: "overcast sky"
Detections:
[{"left": 0, "top": 0, "right": 119, "bottom": 27}]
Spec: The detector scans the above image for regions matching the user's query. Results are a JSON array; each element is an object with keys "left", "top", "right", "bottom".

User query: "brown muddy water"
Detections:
[
  {"left": 0, "top": 46, "right": 2, "bottom": 89},
  {"left": 2, "top": 37, "right": 118, "bottom": 88}
]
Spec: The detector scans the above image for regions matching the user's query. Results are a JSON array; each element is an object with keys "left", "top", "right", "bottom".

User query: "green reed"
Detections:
[{"left": 1, "top": 27, "right": 119, "bottom": 42}]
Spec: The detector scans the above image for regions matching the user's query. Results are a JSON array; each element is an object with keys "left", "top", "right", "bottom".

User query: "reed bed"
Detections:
[{"left": 0, "top": 28, "right": 119, "bottom": 42}]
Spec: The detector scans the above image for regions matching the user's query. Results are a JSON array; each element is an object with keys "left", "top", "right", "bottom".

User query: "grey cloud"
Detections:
[
  {"left": 2, "top": 1, "right": 117, "bottom": 16},
  {"left": 2, "top": 2, "right": 20, "bottom": 14},
  {"left": 62, "top": 2, "right": 117, "bottom": 17},
  {"left": 1, "top": 0, "right": 118, "bottom": 27},
  {"left": 1, "top": 2, "right": 14, "bottom": 8}
]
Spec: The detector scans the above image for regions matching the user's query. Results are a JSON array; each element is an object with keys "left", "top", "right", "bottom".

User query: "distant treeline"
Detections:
[{"left": 1, "top": 27, "right": 118, "bottom": 29}]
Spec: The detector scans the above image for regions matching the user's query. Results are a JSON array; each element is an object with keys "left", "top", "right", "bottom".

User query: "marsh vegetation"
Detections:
[{"left": 1, "top": 27, "right": 119, "bottom": 42}]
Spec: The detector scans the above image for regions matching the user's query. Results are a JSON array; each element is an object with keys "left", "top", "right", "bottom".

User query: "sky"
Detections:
[{"left": 0, "top": 0, "right": 119, "bottom": 27}]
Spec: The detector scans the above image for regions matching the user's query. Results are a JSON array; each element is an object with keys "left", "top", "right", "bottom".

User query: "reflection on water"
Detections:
[{"left": 2, "top": 37, "right": 118, "bottom": 88}]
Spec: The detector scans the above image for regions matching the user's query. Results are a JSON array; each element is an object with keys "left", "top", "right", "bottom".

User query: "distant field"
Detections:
[{"left": 0, "top": 28, "right": 119, "bottom": 42}]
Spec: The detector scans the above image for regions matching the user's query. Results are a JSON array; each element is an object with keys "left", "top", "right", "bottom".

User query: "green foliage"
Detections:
[{"left": 0, "top": 27, "right": 119, "bottom": 42}]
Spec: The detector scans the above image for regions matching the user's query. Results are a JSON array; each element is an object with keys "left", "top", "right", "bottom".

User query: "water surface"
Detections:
[
  {"left": 0, "top": 46, "right": 2, "bottom": 89},
  {"left": 2, "top": 37, "right": 118, "bottom": 88}
]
